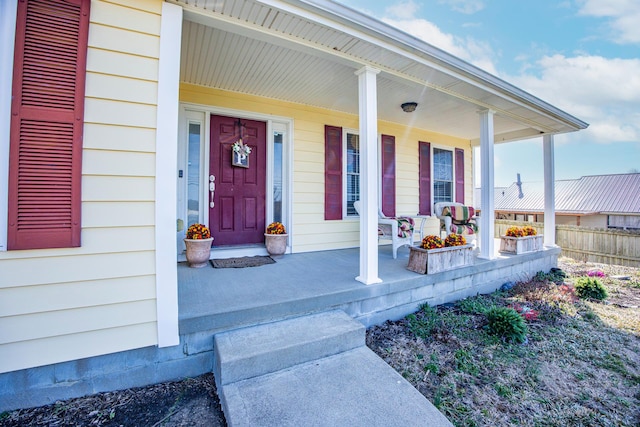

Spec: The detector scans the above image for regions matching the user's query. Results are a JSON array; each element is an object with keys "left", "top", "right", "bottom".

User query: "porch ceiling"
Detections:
[{"left": 174, "top": 0, "right": 588, "bottom": 143}]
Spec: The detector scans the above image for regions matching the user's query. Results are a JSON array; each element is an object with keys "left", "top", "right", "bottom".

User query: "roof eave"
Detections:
[{"left": 281, "top": 0, "right": 589, "bottom": 132}]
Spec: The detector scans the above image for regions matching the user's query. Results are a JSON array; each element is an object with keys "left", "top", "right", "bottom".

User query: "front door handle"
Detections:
[{"left": 209, "top": 175, "right": 215, "bottom": 208}]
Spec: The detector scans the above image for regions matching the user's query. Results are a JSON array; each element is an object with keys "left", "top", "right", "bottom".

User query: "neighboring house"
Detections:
[
  {"left": 476, "top": 174, "right": 640, "bottom": 229},
  {"left": 0, "top": 0, "right": 586, "bottom": 410}
]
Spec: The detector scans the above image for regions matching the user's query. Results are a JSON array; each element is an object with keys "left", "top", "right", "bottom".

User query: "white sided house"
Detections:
[{"left": 0, "top": 0, "right": 587, "bottom": 411}]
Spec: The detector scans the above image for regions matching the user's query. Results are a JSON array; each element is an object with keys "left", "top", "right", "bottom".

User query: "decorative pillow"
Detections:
[{"left": 441, "top": 205, "right": 475, "bottom": 221}]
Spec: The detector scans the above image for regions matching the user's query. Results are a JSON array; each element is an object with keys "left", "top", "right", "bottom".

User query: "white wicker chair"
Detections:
[{"left": 354, "top": 200, "right": 413, "bottom": 259}]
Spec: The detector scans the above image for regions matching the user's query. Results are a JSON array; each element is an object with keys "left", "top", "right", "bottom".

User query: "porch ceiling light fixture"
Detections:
[{"left": 401, "top": 102, "right": 418, "bottom": 113}]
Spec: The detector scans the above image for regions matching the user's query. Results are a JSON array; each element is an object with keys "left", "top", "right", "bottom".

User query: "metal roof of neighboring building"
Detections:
[{"left": 476, "top": 173, "right": 640, "bottom": 215}]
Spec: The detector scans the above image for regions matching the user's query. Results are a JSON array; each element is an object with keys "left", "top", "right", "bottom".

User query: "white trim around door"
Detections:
[{"left": 177, "top": 103, "right": 294, "bottom": 259}]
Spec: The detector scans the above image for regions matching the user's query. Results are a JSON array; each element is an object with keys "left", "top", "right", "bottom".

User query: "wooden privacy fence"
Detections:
[{"left": 494, "top": 220, "right": 640, "bottom": 267}]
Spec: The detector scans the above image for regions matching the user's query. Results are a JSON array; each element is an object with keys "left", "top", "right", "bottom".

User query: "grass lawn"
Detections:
[{"left": 367, "top": 258, "right": 640, "bottom": 427}]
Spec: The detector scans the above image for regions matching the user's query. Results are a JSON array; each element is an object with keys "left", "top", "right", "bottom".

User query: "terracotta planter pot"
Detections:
[
  {"left": 264, "top": 233, "right": 288, "bottom": 256},
  {"left": 184, "top": 237, "right": 213, "bottom": 268}
]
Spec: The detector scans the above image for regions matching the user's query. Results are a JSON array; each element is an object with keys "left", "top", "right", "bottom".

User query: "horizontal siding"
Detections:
[
  {"left": 0, "top": 300, "right": 157, "bottom": 344},
  {"left": 0, "top": 275, "right": 156, "bottom": 317},
  {"left": 83, "top": 202, "right": 155, "bottom": 227},
  {"left": 85, "top": 73, "right": 158, "bottom": 105},
  {"left": 106, "top": 0, "right": 162, "bottom": 14},
  {"left": 90, "top": 0, "right": 161, "bottom": 35},
  {"left": 0, "top": 323, "right": 158, "bottom": 374},
  {"left": 83, "top": 149, "right": 155, "bottom": 176},
  {"left": 0, "top": 0, "right": 163, "bottom": 373},
  {"left": 83, "top": 123, "right": 155, "bottom": 152},
  {"left": 0, "top": 227, "right": 154, "bottom": 262},
  {"left": 88, "top": 23, "right": 159, "bottom": 58},
  {"left": 87, "top": 49, "right": 158, "bottom": 81},
  {"left": 83, "top": 176, "right": 155, "bottom": 201},
  {"left": 0, "top": 251, "right": 156, "bottom": 289},
  {"left": 180, "top": 84, "right": 470, "bottom": 253},
  {"left": 84, "top": 98, "right": 158, "bottom": 128}
]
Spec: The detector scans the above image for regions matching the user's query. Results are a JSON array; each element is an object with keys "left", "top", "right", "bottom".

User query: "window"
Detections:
[
  {"left": 187, "top": 122, "right": 201, "bottom": 227},
  {"left": 325, "top": 126, "right": 399, "bottom": 219},
  {"left": 433, "top": 148, "right": 453, "bottom": 204},
  {"left": 345, "top": 132, "right": 360, "bottom": 217},
  {"left": 419, "top": 144, "right": 466, "bottom": 214},
  {"left": 273, "top": 131, "right": 284, "bottom": 223}
]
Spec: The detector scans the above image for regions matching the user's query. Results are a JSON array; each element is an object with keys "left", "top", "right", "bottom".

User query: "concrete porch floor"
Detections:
[
  {"left": 178, "top": 241, "right": 561, "bottom": 336},
  {"left": 0, "top": 242, "right": 561, "bottom": 413}
]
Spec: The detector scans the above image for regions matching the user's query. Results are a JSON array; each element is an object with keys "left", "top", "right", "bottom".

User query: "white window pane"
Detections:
[
  {"left": 346, "top": 133, "right": 360, "bottom": 216},
  {"left": 273, "top": 131, "right": 283, "bottom": 223},
  {"left": 433, "top": 148, "right": 453, "bottom": 204},
  {"left": 187, "top": 122, "right": 201, "bottom": 227}
]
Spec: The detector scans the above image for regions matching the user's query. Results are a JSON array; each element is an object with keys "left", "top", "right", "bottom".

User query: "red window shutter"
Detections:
[
  {"left": 8, "top": 0, "right": 90, "bottom": 250},
  {"left": 381, "top": 134, "right": 396, "bottom": 217},
  {"left": 324, "top": 125, "right": 343, "bottom": 220},
  {"left": 455, "top": 148, "right": 465, "bottom": 204},
  {"left": 419, "top": 141, "right": 431, "bottom": 215}
]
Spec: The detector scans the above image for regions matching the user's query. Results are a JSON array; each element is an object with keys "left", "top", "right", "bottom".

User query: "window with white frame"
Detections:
[
  {"left": 186, "top": 121, "right": 202, "bottom": 227},
  {"left": 272, "top": 129, "right": 284, "bottom": 223},
  {"left": 433, "top": 147, "right": 453, "bottom": 204},
  {"left": 345, "top": 131, "right": 360, "bottom": 216}
]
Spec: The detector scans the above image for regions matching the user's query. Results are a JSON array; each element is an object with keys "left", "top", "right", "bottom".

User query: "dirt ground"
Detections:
[
  {"left": 0, "top": 374, "right": 226, "bottom": 427},
  {"left": 2, "top": 257, "right": 638, "bottom": 427}
]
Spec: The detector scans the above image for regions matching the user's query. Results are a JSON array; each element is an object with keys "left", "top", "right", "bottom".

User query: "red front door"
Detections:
[{"left": 209, "top": 115, "right": 267, "bottom": 246}]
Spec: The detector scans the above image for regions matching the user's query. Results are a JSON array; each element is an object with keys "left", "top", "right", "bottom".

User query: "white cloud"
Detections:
[
  {"left": 511, "top": 54, "right": 640, "bottom": 143},
  {"left": 438, "top": 0, "right": 485, "bottom": 14},
  {"left": 577, "top": 0, "right": 640, "bottom": 44},
  {"left": 381, "top": 14, "right": 498, "bottom": 74},
  {"left": 384, "top": 0, "right": 421, "bottom": 20}
]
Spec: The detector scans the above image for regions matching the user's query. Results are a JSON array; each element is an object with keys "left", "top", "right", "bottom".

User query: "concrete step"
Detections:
[
  {"left": 220, "top": 346, "right": 453, "bottom": 427},
  {"left": 213, "top": 310, "right": 452, "bottom": 426},
  {"left": 213, "top": 310, "right": 364, "bottom": 386}
]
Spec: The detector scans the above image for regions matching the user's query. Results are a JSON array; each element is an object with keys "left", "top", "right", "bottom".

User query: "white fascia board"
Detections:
[{"left": 259, "top": 0, "right": 589, "bottom": 131}]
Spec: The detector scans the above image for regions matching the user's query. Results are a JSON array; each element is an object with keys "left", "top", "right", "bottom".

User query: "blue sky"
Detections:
[{"left": 336, "top": 0, "right": 640, "bottom": 187}]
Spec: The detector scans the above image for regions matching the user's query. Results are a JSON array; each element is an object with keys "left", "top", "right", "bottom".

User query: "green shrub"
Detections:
[
  {"left": 457, "top": 296, "right": 496, "bottom": 315},
  {"left": 574, "top": 277, "right": 608, "bottom": 300},
  {"left": 485, "top": 307, "right": 528, "bottom": 343}
]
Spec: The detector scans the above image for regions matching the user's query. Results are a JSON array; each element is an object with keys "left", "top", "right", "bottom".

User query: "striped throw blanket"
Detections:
[
  {"left": 441, "top": 205, "right": 475, "bottom": 221},
  {"left": 441, "top": 205, "right": 477, "bottom": 235},
  {"left": 448, "top": 221, "right": 478, "bottom": 234},
  {"left": 378, "top": 217, "right": 415, "bottom": 238}
]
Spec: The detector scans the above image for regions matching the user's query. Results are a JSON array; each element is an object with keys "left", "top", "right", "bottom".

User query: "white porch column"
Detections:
[
  {"left": 355, "top": 66, "right": 382, "bottom": 285},
  {"left": 155, "top": 2, "right": 182, "bottom": 347},
  {"left": 478, "top": 109, "right": 495, "bottom": 259},
  {"left": 543, "top": 134, "right": 556, "bottom": 246}
]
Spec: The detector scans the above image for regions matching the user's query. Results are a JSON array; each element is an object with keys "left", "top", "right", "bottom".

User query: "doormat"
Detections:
[{"left": 210, "top": 256, "right": 275, "bottom": 269}]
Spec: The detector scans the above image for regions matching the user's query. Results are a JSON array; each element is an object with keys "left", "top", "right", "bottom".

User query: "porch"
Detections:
[{"left": 178, "top": 242, "right": 561, "bottom": 337}]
